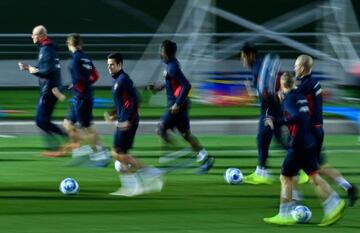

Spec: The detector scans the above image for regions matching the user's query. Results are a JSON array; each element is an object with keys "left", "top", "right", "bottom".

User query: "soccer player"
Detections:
[
  {"left": 240, "top": 43, "right": 291, "bottom": 184},
  {"left": 18, "top": 25, "right": 67, "bottom": 154},
  {"left": 295, "top": 54, "right": 358, "bottom": 206},
  {"left": 148, "top": 40, "right": 214, "bottom": 173},
  {"left": 60, "top": 33, "right": 109, "bottom": 162},
  {"left": 106, "top": 53, "right": 163, "bottom": 196},
  {"left": 264, "top": 72, "right": 346, "bottom": 226}
]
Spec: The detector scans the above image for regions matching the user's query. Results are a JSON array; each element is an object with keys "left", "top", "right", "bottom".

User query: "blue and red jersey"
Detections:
[
  {"left": 112, "top": 70, "right": 139, "bottom": 123},
  {"left": 33, "top": 38, "right": 62, "bottom": 95},
  {"left": 164, "top": 58, "right": 191, "bottom": 107},
  {"left": 277, "top": 89, "right": 315, "bottom": 149},
  {"left": 68, "top": 50, "right": 99, "bottom": 99},
  {"left": 297, "top": 73, "right": 323, "bottom": 126},
  {"left": 251, "top": 55, "right": 281, "bottom": 118}
]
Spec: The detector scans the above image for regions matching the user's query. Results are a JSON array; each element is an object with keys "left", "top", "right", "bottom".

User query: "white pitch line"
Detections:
[{"left": 0, "top": 135, "right": 17, "bottom": 138}]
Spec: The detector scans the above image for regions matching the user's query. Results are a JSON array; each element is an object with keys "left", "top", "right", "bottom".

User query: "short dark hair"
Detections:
[
  {"left": 107, "top": 52, "right": 123, "bottom": 64},
  {"left": 66, "top": 33, "right": 83, "bottom": 47},
  {"left": 161, "top": 40, "right": 177, "bottom": 57},
  {"left": 240, "top": 42, "right": 257, "bottom": 55},
  {"left": 281, "top": 72, "right": 295, "bottom": 88}
]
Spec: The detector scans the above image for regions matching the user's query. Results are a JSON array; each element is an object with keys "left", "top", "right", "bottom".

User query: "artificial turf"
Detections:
[
  {"left": 0, "top": 134, "right": 359, "bottom": 233},
  {"left": 0, "top": 88, "right": 259, "bottom": 120}
]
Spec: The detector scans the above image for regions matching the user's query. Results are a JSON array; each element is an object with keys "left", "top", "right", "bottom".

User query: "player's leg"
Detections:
[
  {"left": 264, "top": 149, "right": 299, "bottom": 225},
  {"left": 315, "top": 127, "right": 357, "bottom": 206},
  {"left": 244, "top": 115, "right": 273, "bottom": 184},
  {"left": 112, "top": 122, "right": 163, "bottom": 196},
  {"left": 113, "top": 124, "right": 143, "bottom": 171},
  {"left": 157, "top": 110, "right": 175, "bottom": 145},
  {"left": 36, "top": 94, "right": 66, "bottom": 153},
  {"left": 43, "top": 93, "right": 67, "bottom": 137},
  {"left": 63, "top": 119, "right": 80, "bottom": 146},
  {"left": 77, "top": 97, "right": 103, "bottom": 150},
  {"left": 176, "top": 107, "right": 214, "bottom": 174},
  {"left": 309, "top": 173, "right": 346, "bottom": 226},
  {"left": 180, "top": 129, "right": 214, "bottom": 174},
  {"left": 110, "top": 125, "right": 145, "bottom": 196},
  {"left": 62, "top": 101, "right": 81, "bottom": 153},
  {"left": 302, "top": 147, "right": 346, "bottom": 226},
  {"left": 257, "top": 121, "right": 273, "bottom": 169}
]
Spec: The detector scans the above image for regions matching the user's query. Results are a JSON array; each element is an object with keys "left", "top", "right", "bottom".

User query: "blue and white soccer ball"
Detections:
[
  {"left": 224, "top": 168, "right": 243, "bottom": 184},
  {"left": 291, "top": 205, "right": 312, "bottom": 223},
  {"left": 59, "top": 178, "right": 79, "bottom": 195}
]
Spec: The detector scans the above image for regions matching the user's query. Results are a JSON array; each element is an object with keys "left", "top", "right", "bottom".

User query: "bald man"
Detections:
[
  {"left": 295, "top": 54, "right": 357, "bottom": 207},
  {"left": 19, "top": 25, "right": 67, "bottom": 155}
]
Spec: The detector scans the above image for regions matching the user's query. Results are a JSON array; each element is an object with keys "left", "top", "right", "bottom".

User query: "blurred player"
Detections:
[
  {"left": 264, "top": 72, "right": 346, "bottom": 226},
  {"left": 59, "top": 33, "right": 109, "bottom": 163},
  {"left": 295, "top": 54, "right": 358, "bottom": 206},
  {"left": 240, "top": 43, "right": 292, "bottom": 184},
  {"left": 148, "top": 40, "right": 214, "bottom": 174},
  {"left": 18, "top": 25, "right": 67, "bottom": 154},
  {"left": 106, "top": 53, "right": 163, "bottom": 196}
]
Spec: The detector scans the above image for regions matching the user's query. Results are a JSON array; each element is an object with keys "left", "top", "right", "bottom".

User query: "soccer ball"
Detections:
[
  {"left": 291, "top": 205, "right": 312, "bottom": 223},
  {"left": 224, "top": 168, "right": 243, "bottom": 184},
  {"left": 59, "top": 178, "right": 79, "bottom": 195}
]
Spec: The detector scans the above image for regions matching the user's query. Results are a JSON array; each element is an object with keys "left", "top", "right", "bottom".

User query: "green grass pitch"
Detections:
[{"left": 0, "top": 134, "right": 359, "bottom": 233}]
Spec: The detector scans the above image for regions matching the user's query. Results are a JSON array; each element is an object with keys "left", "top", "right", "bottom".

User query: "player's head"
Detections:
[
  {"left": 160, "top": 40, "right": 177, "bottom": 62},
  {"left": 107, "top": 52, "right": 123, "bottom": 76},
  {"left": 32, "top": 25, "right": 48, "bottom": 44},
  {"left": 66, "top": 33, "right": 83, "bottom": 52},
  {"left": 294, "top": 54, "right": 313, "bottom": 78},
  {"left": 280, "top": 72, "right": 295, "bottom": 93},
  {"left": 240, "top": 42, "right": 257, "bottom": 68}
]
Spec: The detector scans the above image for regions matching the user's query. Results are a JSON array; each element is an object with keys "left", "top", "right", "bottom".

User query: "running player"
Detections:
[
  {"left": 148, "top": 40, "right": 214, "bottom": 173},
  {"left": 106, "top": 53, "right": 163, "bottom": 196},
  {"left": 295, "top": 54, "right": 358, "bottom": 206},
  {"left": 18, "top": 25, "right": 67, "bottom": 155},
  {"left": 264, "top": 72, "right": 346, "bottom": 226},
  {"left": 240, "top": 43, "right": 290, "bottom": 184},
  {"left": 60, "top": 33, "right": 109, "bottom": 163}
]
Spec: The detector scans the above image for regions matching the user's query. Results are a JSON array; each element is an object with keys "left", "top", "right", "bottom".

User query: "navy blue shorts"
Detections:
[
  {"left": 113, "top": 123, "right": 138, "bottom": 153},
  {"left": 281, "top": 147, "right": 319, "bottom": 177},
  {"left": 68, "top": 97, "right": 93, "bottom": 128},
  {"left": 160, "top": 107, "right": 190, "bottom": 134}
]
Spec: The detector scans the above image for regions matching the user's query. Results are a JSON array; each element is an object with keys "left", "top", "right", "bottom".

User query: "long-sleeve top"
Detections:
[
  {"left": 251, "top": 55, "right": 281, "bottom": 118},
  {"left": 277, "top": 89, "right": 315, "bottom": 149},
  {"left": 33, "top": 38, "right": 62, "bottom": 95},
  {"left": 164, "top": 58, "right": 191, "bottom": 107},
  {"left": 112, "top": 70, "right": 139, "bottom": 123},
  {"left": 297, "top": 73, "right": 323, "bottom": 126},
  {"left": 68, "top": 50, "right": 99, "bottom": 99}
]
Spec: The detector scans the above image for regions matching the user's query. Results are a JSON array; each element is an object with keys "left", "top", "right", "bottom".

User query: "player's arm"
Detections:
[
  {"left": 70, "top": 58, "right": 83, "bottom": 92},
  {"left": 172, "top": 70, "right": 191, "bottom": 106},
  {"left": 147, "top": 81, "right": 165, "bottom": 93},
  {"left": 120, "top": 80, "right": 137, "bottom": 125},
  {"left": 51, "top": 87, "right": 66, "bottom": 101},
  {"left": 104, "top": 108, "right": 117, "bottom": 122},
  {"left": 18, "top": 62, "right": 39, "bottom": 74},
  {"left": 276, "top": 96, "right": 301, "bottom": 126}
]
